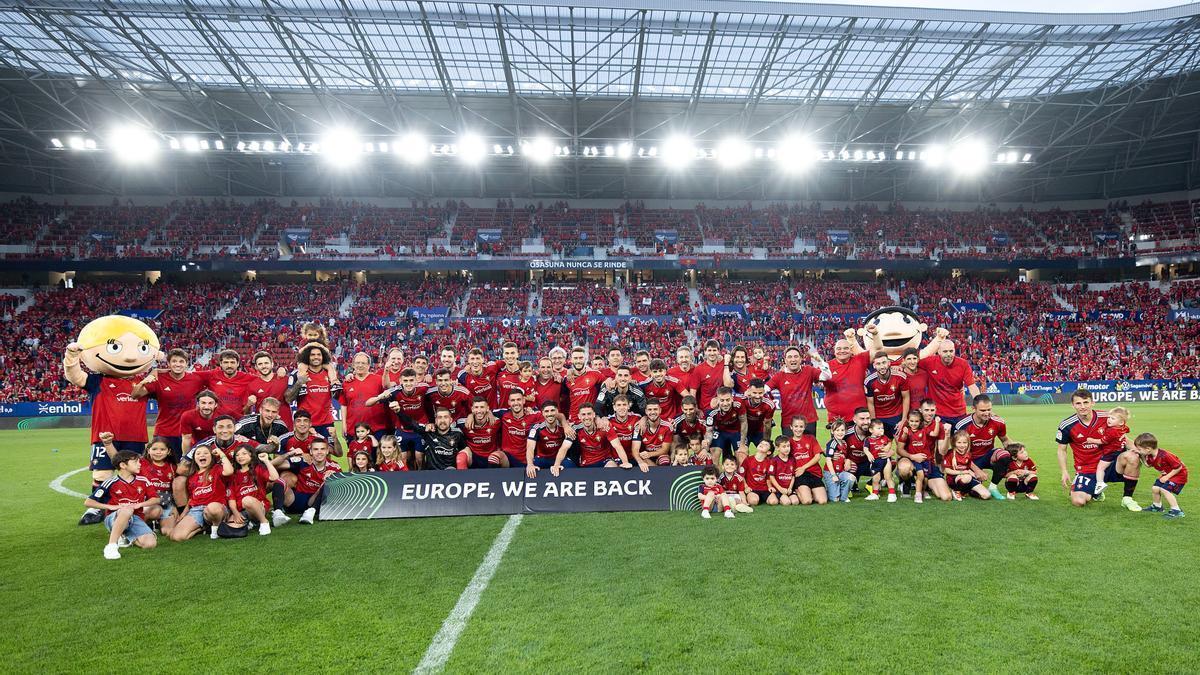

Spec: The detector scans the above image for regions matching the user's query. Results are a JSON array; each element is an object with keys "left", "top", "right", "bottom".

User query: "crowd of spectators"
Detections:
[
  {"left": 537, "top": 284, "right": 620, "bottom": 316},
  {"left": 628, "top": 281, "right": 694, "bottom": 315}
]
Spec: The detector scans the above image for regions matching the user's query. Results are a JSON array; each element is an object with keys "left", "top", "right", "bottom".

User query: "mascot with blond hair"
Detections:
[{"left": 63, "top": 315, "right": 162, "bottom": 525}]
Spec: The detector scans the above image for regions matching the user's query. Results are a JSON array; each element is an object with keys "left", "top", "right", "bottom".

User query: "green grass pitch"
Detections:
[{"left": 2, "top": 402, "right": 1197, "bottom": 673}]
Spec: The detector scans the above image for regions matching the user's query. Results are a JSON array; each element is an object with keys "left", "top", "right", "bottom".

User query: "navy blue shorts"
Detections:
[
  {"left": 746, "top": 431, "right": 765, "bottom": 447},
  {"left": 752, "top": 489, "right": 771, "bottom": 503},
  {"left": 314, "top": 424, "right": 336, "bottom": 441},
  {"left": 532, "top": 456, "right": 576, "bottom": 469},
  {"left": 468, "top": 453, "right": 493, "bottom": 469},
  {"left": 971, "top": 453, "right": 994, "bottom": 471},
  {"left": 795, "top": 473, "right": 823, "bottom": 490},
  {"left": 89, "top": 440, "right": 146, "bottom": 471},
  {"left": 951, "top": 475, "right": 980, "bottom": 491},
  {"left": 851, "top": 459, "right": 873, "bottom": 478},
  {"left": 870, "top": 457, "right": 892, "bottom": 475},
  {"left": 879, "top": 416, "right": 902, "bottom": 438},
  {"left": 1100, "top": 450, "right": 1123, "bottom": 463},
  {"left": 504, "top": 452, "right": 527, "bottom": 468},
  {"left": 579, "top": 458, "right": 613, "bottom": 468},
  {"left": 288, "top": 490, "right": 313, "bottom": 513},
  {"left": 1154, "top": 479, "right": 1185, "bottom": 495},
  {"left": 909, "top": 459, "right": 931, "bottom": 475},
  {"left": 925, "top": 463, "right": 944, "bottom": 480},
  {"left": 942, "top": 414, "right": 968, "bottom": 429},
  {"left": 1072, "top": 473, "right": 1098, "bottom": 495},
  {"left": 397, "top": 431, "right": 423, "bottom": 454},
  {"left": 710, "top": 430, "right": 742, "bottom": 454}
]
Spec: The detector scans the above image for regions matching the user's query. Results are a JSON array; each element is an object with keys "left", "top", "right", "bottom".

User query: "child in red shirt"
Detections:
[
  {"left": 1003, "top": 442, "right": 1039, "bottom": 500},
  {"left": 1134, "top": 432, "right": 1188, "bottom": 518},
  {"left": 718, "top": 456, "right": 753, "bottom": 513},
  {"left": 698, "top": 465, "right": 735, "bottom": 519}
]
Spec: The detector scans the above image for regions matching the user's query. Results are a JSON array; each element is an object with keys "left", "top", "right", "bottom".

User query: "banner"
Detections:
[
  {"left": 319, "top": 466, "right": 704, "bottom": 520},
  {"left": 407, "top": 306, "right": 449, "bottom": 320},
  {"left": 1041, "top": 311, "right": 1077, "bottom": 321},
  {"left": 118, "top": 309, "right": 163, "bottom": 321},
  {"left": 1084, "top": 310, "right": 1142, "bottom": 321},
  {"left": 992, "top": 234, "right": 1010, "bottom": 245},
  {"left": 982, "top": 379, "right": 1200, "bottom": 406},
  {"left": 0, "top": 399, "right": 159, "bottom": 418},
  {"left": 951, "top": 302, "right": 992, "bottom": 314},
  {"left": 89, "top": 231, "right": 114, "bottom": 242},
  {"left": 284, "top": 229, "right": 310, "bottom": 245},
  {"left": 1094, "top": 231, "right": 1122, "bottom": 243},
  {"left": 654, "top": 230, "right": 679, "bottom": 245},
  {"left": 827, "top": 229, "right": 850, "bottom": 244},
  {"left": 529, "top": 259, "right": 629, "bottom": 270},
  {"left": 1171, "top": 308, "right": 1200, "bottom": 320},
  {"left": 707, "top": 304, "right": 748, "bottom": 318},
  {"left": 476, "top": 228, "right": 503, "bottom": 244}
]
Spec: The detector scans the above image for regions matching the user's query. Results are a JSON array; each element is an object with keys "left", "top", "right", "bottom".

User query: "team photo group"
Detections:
[{"left": 69, "top": 303, "right": 1189, "bottom": 560}]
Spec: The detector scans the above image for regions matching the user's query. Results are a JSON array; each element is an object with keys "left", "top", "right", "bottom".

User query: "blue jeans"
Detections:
[{"left": 824, "top": 471, "right": 855, "bottom": 502}]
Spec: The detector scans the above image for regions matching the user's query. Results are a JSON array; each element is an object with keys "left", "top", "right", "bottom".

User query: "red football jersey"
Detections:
[
  {"left": 295, "top": 461, "right": 341, "bottom": 494},
  {"left": 139, "top": 459, "right": 175, "bottom": 495},
  {"left": 919, "top": 355, "right": 976, "bottom": 418},
  {"left": 902, "top": 367, "right": 930, "bottom": 408},
  {"left": 823, "top": 352, "right": 870, "bottom": 422},
  {"left": 573, "top": 424, "right": 615, "bottom": 465},
  {"left": 667, "top": 365, "right": 697, "bottom": 392},
  {"left": 955, "top": 415, "right": 1007, "bottom": 459},
  {"left": 1146, "top": 449, "right": 1188, "bottom": 485},
  {"left": 865, "top": 371, "right": 908, "bottom": 419},
  {"left": 90, "top": 475, "right": 152, "bottom": 518},
  {"left": 897, "top": 422, "right": 942, "bottom": 462},
  {"left": 180, "top": 408, "right": 216, "bottom": 442},
  {"left": 766, "top": 366, "right": 820, "bottom": 426},
  {"left": 292, "top": 369, "right": 337, "bottom": 426},
  {"left": 671, "top": 414, "right": 706, "bottom": 442},
  {"left": 84, "top": 374, "right": 149, "bottom": 444},
  {"left": 692, "top": 360, "right": 726, "bottom": 410},
  {"left": 605, "top": 413, "right": 642, "bottom": 454},
  {"left": 531, "top": 377, "right": 567, "bottom": 411},
  {"left": 738, "top": 454, "right": 772, "bottom": 491},
  {"left": 493, "top": 364, "right": 527, "bottom": 409},
  {"left": 229, "top": 464, "right": 272, "bottom": 508},
  {"left": 640, "top": 420, "right": 674, "bottom": 452},
  {"left": 461, "top": 417, "right": 501, "bottom": 458},
  {"left": 1009, "top": 457, "right": 1037, "bottom": 474},
  {"left": 1095, "top": 423, "right": 1130, "bottom": 456},
  {"left": 459, "top": 369, "right": 495, "bottom": 405},
  {"left": 244, "top": 372, "right": 291, "bottom": 427},
  {"left": 566, "top": 369, "right": 605, "bottom": 421},
  {"left": 376, "top": 460, "right": 409, "bottom": 472},
  {"left": 143, "top": 371, "right": 206, "bottom": 437},
  {"left": 742, "top": 397, "right": 775, "bottom": 436},
  {"left": 198, "top": 369, "right": 255, "bottom": 418},
  {"left": 768, "top": 456, "right": 796, "bottom": 489},
  {"left": 1056, "top": 411, "right": 1108, "bottom": 473},
  {"left": 942, "top": 449, "right": 973, "bottom": 472},
  {"left": 527, "top": 421, "right": 567, "bottom": 459},
  {"left": 497, "top": 409, "right": 536, "bottom": 457},
  {"left": 348, "top": 437, "right": 375, "bottom": 457},
  {"left": 844, "top": 429, "right": 870, "bottom": 462},
  {"left": 824, "top": 439, "right": 848, "bottom": 473},
  {"left": 704, "top": 398, "right": 745, "bottom": 434},
  {"left": 698, "top": 483, "right": 725, "bottom": 497},
  {"left": 340, "top": 373, "right": 389, "bottom": 433},
  {"left": 866, "top": 435, "right": 893, "bottom": 459},
  {"left": 186, "top": 466, "right": 228, "bottom": 507},
  {"left": 719, "top": 472, "right": 747, "bottom": 493},
  {"left": 386, "top": 384, "right": 430, "bottom": 430},
  {"left": 640, "top": 376, "right": 685, "bottom": 420},
  {"left": 789, "top": 434, "right": 824, "bottom": 478},
  {"left": 425, "top": 386, "right": 474, "bottom": 421}
]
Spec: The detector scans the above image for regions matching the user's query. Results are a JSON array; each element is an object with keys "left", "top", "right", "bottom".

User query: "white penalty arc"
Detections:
[
  {"left": 414, "top": 513, "right": 523, "bottom": 675},
  {"left": 49, "top": 467, "right": 89, "bottom": 499}
]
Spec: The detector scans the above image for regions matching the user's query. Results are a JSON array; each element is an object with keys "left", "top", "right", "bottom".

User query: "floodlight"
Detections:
[
  {"left": 524, "top": 136, "right": 555, "bottom": 164},
  {"left": 922, "top": 144, "right": 946, "bottom": 168},
  {"left": 50, "top": 137, "right": 63, "bottom": 148},
  {"left": 182, "top": 136, "right": 200, "bottom": 152},
  {"left": 604, "top": 145, "right": 615, "bottom": 157},
  {"left": 109, "top": 125, "right": 160, "bottom": 164},
  {"left": 214, "top": 140, "right": 225, "bottom": 150},
  {"left": 395, "top": 133, "right": 428, "bottom": 164},
  {"left": 457, "top": 133, "right": 487, "bottom": 165},
  {"left": 948, "top": 140, "right": 988, "bottom": 175},
  {"left": 660, "top": 135, "right": 692, "bottom": 167},
  {"left": 617, "top": 142, "right": 632, "bottom": 159},
  {"left": 320, "top": 127, "right": 363, "bottom": 168},
  {"left": 263, "top": 140, "right": 275, "bottom": 152},
  {"left": 716, "top": 137, "right": 751, "bottom": 169}
]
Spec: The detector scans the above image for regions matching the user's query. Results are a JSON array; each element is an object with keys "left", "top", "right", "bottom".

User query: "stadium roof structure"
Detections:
[{"left": 1, "top": 0, "right": 1199, "bottom": 202}]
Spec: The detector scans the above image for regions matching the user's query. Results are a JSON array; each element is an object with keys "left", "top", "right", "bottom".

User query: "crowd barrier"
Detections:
[{"left": 319, "top": 466, "right": 703, "bottom": 520}]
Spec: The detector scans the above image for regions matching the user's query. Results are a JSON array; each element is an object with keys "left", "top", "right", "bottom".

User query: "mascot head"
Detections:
[
  {"left": 857, "top": 306, "right": 927, "bottom": 359},
  {"left": 76, "top": 315, "right": 160, "bottom": 377}
]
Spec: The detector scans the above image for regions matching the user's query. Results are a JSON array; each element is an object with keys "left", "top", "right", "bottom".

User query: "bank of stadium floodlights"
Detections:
[{"left": 48, "top": 126, "right": 1033, "bottom": 176}]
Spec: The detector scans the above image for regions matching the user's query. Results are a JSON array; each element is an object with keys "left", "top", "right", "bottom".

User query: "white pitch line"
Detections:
[
  {"left": 49, "top": 467, "right": 89, "bottom": 499},
  {"left": 414, "top": 514, "right": 523, "bottom": 675}
]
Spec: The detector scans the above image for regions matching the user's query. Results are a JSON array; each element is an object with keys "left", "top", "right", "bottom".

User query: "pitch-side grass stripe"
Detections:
[{"left": 413, "top": 514, "right": 523, "bottom": 675}]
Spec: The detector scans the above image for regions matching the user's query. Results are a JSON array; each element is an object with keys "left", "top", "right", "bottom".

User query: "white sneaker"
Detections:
[
  {"left": 299, "top": 507, "right": 316, "bottom": 524},
  {"left": 103, "top": 543, "right": 121, "bottom": 560},
  {"left": 258, "top": 522, "right": 271, "bottom": 536},
  {"left": 1121, "top": 496, "right": 1142, "bottom": 512},
  {"left": 1095, "top": 480, "right": 1108, "bottom": 495},
  {"left": 914, "top": 493, "right": 924, "bottom": 504},
  {"left": 1027, "top": 493, "right": 1040, "bottom": 501},
  {"left": 210, "top": 525, "right": 219, "bottom": 540},
  {"left": 116, "top": 535, "right": 131, "bottom": 548},
  {"left": 271, "top": 509, "right": 290, "bottom": 527},
  {"left": 1007, "top": 492, "right": 1018, "bottom": 500},
  {"left": 724, "top": 509, "right": 736, "bottom": 519},
  {"left": 886, "top": 493, "right": 897, "bottom": 503},
  {"left": 865, "top": 493, "right": 880, "bottom": 501},
  {"left": 700, "top": 510, "right": 712, "bottom": 519},
  {"left": 952, "top": 492, "right": 963, "bottom": 502}
]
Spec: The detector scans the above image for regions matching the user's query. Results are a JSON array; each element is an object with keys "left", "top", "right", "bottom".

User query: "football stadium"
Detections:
[{"left": 2, "top": 0, "right": 1199, "bottom": 671}]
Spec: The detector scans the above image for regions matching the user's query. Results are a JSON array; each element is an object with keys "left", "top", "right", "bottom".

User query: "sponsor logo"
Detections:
[{"left": 37, "top": 401, "right": 84, "bottom": 415}]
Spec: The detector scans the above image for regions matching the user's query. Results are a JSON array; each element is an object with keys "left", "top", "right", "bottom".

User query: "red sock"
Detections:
[
  {"left": 723, "top": 505, "right": 731, "bottom": 512},
  {"left": 888, "top": 488, "right": 896, "bottom": 495},
  {"left": 456, "top": 453, "right": 470, "bottom": 470}
]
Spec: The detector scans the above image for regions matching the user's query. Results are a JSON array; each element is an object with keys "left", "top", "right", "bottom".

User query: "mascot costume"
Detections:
[
  {"left": 63, "top": 315, "right": 162, "bottom": 525},
  {"left": 855, "top": 306, "right": 947, "bottom": 362}
]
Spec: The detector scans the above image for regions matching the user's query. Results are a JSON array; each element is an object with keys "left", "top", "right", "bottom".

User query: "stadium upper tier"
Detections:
[
  {"left": 3, "top": 276, "right": 1198, "bottom": 403},
  {"left": 1, "top": 197, "right": 1196, "bottom": 263}
]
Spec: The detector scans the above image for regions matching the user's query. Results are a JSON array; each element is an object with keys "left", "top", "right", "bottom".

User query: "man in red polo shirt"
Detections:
[{"left": 919, "top": 340, "right": 980, "bottom": 427}]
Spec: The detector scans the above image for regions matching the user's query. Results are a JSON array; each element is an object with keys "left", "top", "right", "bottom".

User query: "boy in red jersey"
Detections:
[
  {"left": 180, "top": 390, "right": 219, "bottom": 455},
  {"left": 1134, "top": 433, "right": 1187, "bottom": 518},
  {"left": 788, "top": 418, "right": 828, "bottom": 505},
  {"left": 1003, "top": 442, "right": 1039, "bottom": 501},
  {"left": 864, "top": 419, "right": 897, "bottom": 503},
  {"left": 765, "top": 345, "right": 830, "bottom": 437},
  {"left": 738, "top": 440, "right": 774, "bottom": 507},
  {"left": 698, "top": 465, "right": 735, "bottom": 519},
  {"left": 719, "top": 456, "right": 754, "bottom": 513},
  {"left": 64, "top": 315, "right": 161, "bottom": 525},
  {"left": 83, "top": 448, "right": 159, "bottom": 560},
  {"left": 767, "top": 436, "right": 798, "bottom": 505},
  {"left": 636, "top": 401, "right": 675, "bottom": 466},
  {"left": 641, "top": 359, "right": 686, "bottom": 420},
  {"left": 133, "top": 348, "right": 206, "bottom": 459},
  {"left": 865, "top": 351, "right": 909, "bottom": 438}
]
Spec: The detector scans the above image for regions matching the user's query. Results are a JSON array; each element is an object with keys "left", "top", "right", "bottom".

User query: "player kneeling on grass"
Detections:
[
  {"left": 228, "top": 442, "right": 280, "bottom": 536},
  {"left": 1133, "top": 433, "right": 1188, "bottom": 519},
  {"left": 943, "top": 432, "right": 991, "bottom": 501},
  {"left": 84, "top": 450, "right": 160, "bottom": 560},
  {"left": 170, "top": 445, "right": 234, "bottom": 542},
  {"left": 698, "top": 466, "right": 736, "bottom": 519},
  {"left": 1002, "top": 443, "right": 1039, "bottom": 500},
  {"left": 718, "top": 456, "right": 753, "bottom": 513},
  {"left": 767, "top": 436, "right": 799, "bottom": 506},
  {"left": 270, "top": 439, "right": 341, "bottom": 526}
]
